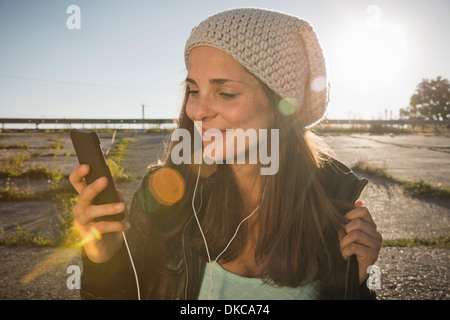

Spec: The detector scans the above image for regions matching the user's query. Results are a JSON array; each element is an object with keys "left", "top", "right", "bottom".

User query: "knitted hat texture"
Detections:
[{"left": 184, "top": 8, "right": 329, "bottom": 127}]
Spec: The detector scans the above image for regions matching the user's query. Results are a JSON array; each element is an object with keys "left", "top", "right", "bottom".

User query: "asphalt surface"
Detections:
[
  {"left": 323, "top": 133, "right": 450, "bottom": 188},
  {"left": 0, "top": 131, "right": 448, "bottom": 300}
]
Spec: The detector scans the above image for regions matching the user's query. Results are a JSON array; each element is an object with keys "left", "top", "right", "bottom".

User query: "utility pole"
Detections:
[{"left": 142, "top": 104, "right": 147, "bottom": 130}]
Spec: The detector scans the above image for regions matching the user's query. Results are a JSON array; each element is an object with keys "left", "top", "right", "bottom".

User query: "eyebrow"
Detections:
[{"left": 185, "top": 77, "right": 244, "bottom": 85}]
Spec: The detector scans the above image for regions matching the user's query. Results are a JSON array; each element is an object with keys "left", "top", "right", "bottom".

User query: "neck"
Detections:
[{"left": 231, "top": 163, "right": 262, "bottom": 212}]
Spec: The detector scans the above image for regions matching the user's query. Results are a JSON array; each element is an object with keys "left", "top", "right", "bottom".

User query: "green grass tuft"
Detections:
[
  {"left": 351, "top": 160, "right": 450, "bottom": 200},
  {"left": 382, "top": 234, "right": 450, "bottom": 248}
]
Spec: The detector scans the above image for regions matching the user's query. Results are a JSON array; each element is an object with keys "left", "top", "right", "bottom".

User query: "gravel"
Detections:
[
  {"left": 0, "top": 132, "right": 449, "bottom": 300},
  {"left": 1, "top": 246, "right": 447, "bottom": 300},
  {"left": 375, "top": 247, "right": 449, "bottom": 300}
]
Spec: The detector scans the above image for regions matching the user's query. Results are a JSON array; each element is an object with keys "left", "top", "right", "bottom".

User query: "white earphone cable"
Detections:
[
  {"left": 122, "top": 230, "right": 141, "bottom": 300},
  {"left": 122, "top": 163, "right": 261, "bottom": 301},
  {"left": 191, "top": 165, "right": 260, "bottom": 300},
  {"left": 192, "top": 165, "right": 212, "bottom": 264}
]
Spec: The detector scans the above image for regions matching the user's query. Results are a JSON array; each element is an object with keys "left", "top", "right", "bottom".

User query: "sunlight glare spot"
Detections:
[
  {"left": 333, "top": 21, "right": 408, "bottom": 93},
  {"left": 310, "top": 76, "right": 327, "bottom": 93},
  {"left": 148, "top": 167, "right": 185, "bottom": 206},
  {"left": 90, "top": 226, "right": 102, "bottom": 240},
  {"left": 21, "top": 247, "right": 79, "bottom": 284},
  {"left": 277, "top": 97, "right": 298, "bottom": 116}
]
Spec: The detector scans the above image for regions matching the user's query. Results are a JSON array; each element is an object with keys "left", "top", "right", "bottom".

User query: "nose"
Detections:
[{"left": 188, "top": 93, "right": 216, "bottom": 122}]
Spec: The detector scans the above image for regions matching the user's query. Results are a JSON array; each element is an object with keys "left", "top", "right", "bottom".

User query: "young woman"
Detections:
[{"left": 70, "top": 8, "right": 382, "bottom": 300}]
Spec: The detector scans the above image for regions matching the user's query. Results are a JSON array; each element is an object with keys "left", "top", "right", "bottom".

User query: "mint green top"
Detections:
[{"left": 198, "top": 262, "right": 321, "bottom": 300}]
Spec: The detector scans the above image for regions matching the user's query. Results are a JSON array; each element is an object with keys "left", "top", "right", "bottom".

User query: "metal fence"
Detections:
[
  {"left": 0, "top": 118, "right": 448, "bottom": 130},
  {"left": 320, "top": 119, "right": 449, "bottom": 126},
  {"left": 0, "top": 118, "right": 176, "bottom": 130}
]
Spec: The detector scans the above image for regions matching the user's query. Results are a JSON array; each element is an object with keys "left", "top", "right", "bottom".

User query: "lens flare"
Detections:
[
  {"left": 20, "top": 247, "right": 80, "bottom": 284},
  {"left": 277, "top": 97, "right": 298, "bottom": 115},
  {"left": 310, "top": 76, "right": 327, "bottom": 93},
  {"left": 90, "top": 226, "right": 102, "bottom": 241},
  {"left": 148, "top": 167, "right": 185, "bottom": 206},
  {"left": 20, "top": 227, "right": 102, "bottom": 284}
]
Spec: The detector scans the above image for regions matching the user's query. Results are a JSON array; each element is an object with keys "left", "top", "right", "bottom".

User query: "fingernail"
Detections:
[
  {"left": 114, "top": 203, "right": 124, "bottom": 210},
  {"left": 124, "top": 222, "right": 131, "bottom": 229}
]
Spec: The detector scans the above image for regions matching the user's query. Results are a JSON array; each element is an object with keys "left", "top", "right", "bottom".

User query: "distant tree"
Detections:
[{"left": 399, "top": 76, "right": 450, "bottom": 121}]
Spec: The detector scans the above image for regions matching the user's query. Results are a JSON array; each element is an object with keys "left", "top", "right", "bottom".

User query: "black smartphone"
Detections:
[{"left": 70, "top": 129, "right": 124, "bottom": 221}]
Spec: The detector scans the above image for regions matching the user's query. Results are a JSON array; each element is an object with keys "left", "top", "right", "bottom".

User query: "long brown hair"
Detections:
[{"left": 152, "top": 83, "right": 347, "bottom": 288}]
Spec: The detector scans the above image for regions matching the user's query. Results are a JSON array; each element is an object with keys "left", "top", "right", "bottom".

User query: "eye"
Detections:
[
  {"left": 188, "top": 89, "right": 200, "bottom": 97},
  {"left": 219, "top": 92, "right": 238, "bottom": 99}
]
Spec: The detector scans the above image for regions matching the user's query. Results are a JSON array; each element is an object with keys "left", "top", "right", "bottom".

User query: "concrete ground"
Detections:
[
  {"left": 323, "top": 133, "right": 450, "bottom": 188},
  {"left": 0, "top": 131, "right": 448, "bottom": 300}
]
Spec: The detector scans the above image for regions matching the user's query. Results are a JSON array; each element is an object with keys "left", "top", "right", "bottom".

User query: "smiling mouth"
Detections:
[
  {"left": 193, "top": 121, "right": 229, "bottom": 141},
  {"left": 201, "top": 128, "right": 227, "bottom": 139}
]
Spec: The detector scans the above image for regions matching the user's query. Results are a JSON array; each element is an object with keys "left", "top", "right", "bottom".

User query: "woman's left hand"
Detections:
[{"left": 339, "top": 200, "right": 382, "bottom": 285}]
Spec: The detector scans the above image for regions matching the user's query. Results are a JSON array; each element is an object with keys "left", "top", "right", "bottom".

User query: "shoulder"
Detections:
[{"left": 318, "top": 156, "right": 368, "bottom": 204}]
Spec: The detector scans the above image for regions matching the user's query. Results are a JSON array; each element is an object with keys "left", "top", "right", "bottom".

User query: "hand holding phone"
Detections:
[
  {"left": 69, "top": 130, "right": 131, "bottom": 264},
  {"left": 70, "top": 130, "right": 124, "bottom": 221}
]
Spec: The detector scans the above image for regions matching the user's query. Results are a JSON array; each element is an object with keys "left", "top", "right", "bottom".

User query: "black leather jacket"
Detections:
[{"left": 80, "top": 159, "right": 375, "bottom": 300}]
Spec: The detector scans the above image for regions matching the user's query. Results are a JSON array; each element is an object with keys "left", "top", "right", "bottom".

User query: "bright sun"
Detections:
[{"left": 332, "top": 20, "right": 408, "bottom": 94}]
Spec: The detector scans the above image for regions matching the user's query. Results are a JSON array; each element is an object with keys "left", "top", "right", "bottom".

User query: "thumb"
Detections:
[{"left": 354, "top": 199, "right": 364, "bottom": 207}]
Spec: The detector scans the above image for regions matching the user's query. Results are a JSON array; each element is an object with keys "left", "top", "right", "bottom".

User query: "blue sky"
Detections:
[{"left": 0, "top": 0, "right": 449, "bottom": 120}]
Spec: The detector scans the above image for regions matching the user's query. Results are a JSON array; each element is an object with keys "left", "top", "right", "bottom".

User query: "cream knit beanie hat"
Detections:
[{"left": 185, "top": 8, "right": 329, "bottom": 127}]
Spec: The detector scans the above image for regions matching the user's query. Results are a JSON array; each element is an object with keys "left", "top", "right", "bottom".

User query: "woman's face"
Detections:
[{"left": 185, "top": 46, "right": 273, "bottom": 161}]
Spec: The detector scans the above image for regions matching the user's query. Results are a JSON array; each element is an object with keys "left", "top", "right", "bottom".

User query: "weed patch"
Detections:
[
  {"left": 403, "top": 180, "right": 450, "bottom": 199},
  {"left": 351, "top": 160, "right": 450, "bottom": 199},
  {"left": 382, "top": 233, "right": 450, "bottom": 248},
  {"left": 0, "top": 225, "right": 57, "bottom": 247},
  {"left": 0, "top": 135, "right": 134, "bottom": 246},
  {"left": 105, "top": 137, "right": 136, "bottom": 180}
]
